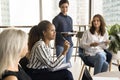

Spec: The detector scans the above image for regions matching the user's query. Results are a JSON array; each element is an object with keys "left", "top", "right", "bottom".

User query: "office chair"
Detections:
[
  {"left": 74, "top": 31, "right": 84, "bottom": 61},
  {"left": 19, "top": 56, "right": 29, "bottom": 72}
]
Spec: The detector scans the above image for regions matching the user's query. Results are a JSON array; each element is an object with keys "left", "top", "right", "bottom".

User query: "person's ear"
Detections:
[{"left": 43, "top": 31, "right": 46, "bottom": 36}]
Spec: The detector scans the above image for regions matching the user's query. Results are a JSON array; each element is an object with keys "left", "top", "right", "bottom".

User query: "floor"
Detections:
[{"left": 69, "top": 56, "right": 119, "bottom": 80}]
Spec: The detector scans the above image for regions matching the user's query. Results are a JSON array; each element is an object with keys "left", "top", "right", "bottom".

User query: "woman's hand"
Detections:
[
  {"left": 62, "top": 40, "right": 70, "bottom": 55},
  {"left": 90, "top": 40, "right": 110, "bottom": 47},
  {"left": 90, "top": 42, "right": 99, "bottom": 47},
  {"left": 104, "top": 40, "right": 110, "bottom": 45}
]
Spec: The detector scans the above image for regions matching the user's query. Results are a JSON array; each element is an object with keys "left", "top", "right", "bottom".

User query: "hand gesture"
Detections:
[
  {"left": 104, "top": 40, "right": 110, "bottom": 45},
  {"left": 62, "top": 40, "right": 70, "bottom": 55},
  {"left": 90, "top": 42, "right": 99, "bottom": 47}
]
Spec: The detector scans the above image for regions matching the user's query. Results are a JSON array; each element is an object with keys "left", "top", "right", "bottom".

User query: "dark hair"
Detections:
[
  {"left": 28, "top": 20, "right": 51, "bottom": 52},
  {"left": 90, "top": 14, "right": 106, "bottom": 36},
  {"left": 59, "top": 0, "right": 69, "bottom": 7},
  {"left": 28, "top": 25, "right": 39, "bottom": 52},
  {"left": 37, "top": 20, "right": 51, "bottom": 39}
]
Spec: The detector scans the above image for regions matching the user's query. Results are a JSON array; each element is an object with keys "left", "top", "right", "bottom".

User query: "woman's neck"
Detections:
[
  {"left": 7, "top": 58, "right": 20, "bottom": 71},
  {"left": 43, "top": 39, "right": 50, "bottom": 46},
  {"left": 61, "top": 12, "right": 67, "bottom": 16},
  {"left": 7, "top": 62, "right": 19, "bottom": 71},
  {"left": 95, "top": 28, "right": 100, "bottom": 33}
]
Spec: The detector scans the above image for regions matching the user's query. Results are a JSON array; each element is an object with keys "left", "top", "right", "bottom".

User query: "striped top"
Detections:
[{"left": 27, "top": 39, "right": 65, "bottom": 71}]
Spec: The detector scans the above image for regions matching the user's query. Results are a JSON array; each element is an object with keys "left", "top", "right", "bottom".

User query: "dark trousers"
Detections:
[{"left": 26, "top": 68, "right": 74, "bottom": 80}]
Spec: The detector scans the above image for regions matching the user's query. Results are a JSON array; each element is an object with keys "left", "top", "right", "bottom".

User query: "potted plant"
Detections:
[{"left": 107, "top": 24, "right": 120, "bottom": 54}]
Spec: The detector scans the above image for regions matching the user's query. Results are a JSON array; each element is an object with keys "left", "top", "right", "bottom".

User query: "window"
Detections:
[{"left": 0, "top": 0, "right": 40, "bottom": 26}]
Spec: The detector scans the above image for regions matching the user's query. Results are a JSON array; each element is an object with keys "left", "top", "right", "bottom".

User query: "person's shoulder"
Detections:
[
  {"left": 84, "top": 29, "right": 90, "bottom": 33},
  {"left": 67, "top": 15, "right": 72, "bottom": 18},
  {"left": 3, "top": 76, "right": 17, "bottom": 80},
  {"left": 2, "top": 71, "right": 18, "bottom": 80},
  {"left": 82, "top": 29, "right": 91, "bottom": 36},
  {"left": 104, "top": 29, "right": 109, "bottom": 36},
  {"left": 53, "top": 14, "right": 61, "bottom": 20},
  {"left": 35, "top": 39, "right": 44, "bottom": 46},
  {"left": 105, "top": 29, "right": 108, "bottom": 33},
  {"left": 67, "top": 15, "right": 72, "bottom": 21}
]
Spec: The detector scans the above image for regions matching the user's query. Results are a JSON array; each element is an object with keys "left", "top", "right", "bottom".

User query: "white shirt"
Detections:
[{"left": 80, "top": 30, "right": 109, "bottom": 56}]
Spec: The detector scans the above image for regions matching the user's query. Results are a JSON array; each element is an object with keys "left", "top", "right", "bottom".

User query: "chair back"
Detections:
[
  {"left": 79, "top": 47, "right": 94, "bottom": 67},
  {"left": 19, "top": 56, "right": 29, "bottom": 72},
  {"left": 76, "top": 32, "right": 84, "bottom": 38}
]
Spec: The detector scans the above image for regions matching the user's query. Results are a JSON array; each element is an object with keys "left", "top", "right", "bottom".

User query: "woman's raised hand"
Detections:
[{"left": 62, "top": 40, "right": 70, "bottom": 55}]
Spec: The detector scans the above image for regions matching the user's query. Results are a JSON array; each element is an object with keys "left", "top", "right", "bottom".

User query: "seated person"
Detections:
[
  {"left": 23, "top": 21, "right": 73, "bottom": 80},
  {"left": 0, "top": 29, "right": 31, "bottom": 80},
  {"left": 80, "top": 14, "right": 110, "bottom": 75}
]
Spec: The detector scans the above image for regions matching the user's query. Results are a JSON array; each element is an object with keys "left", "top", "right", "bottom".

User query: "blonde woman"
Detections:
[{"left": 0, "top": 29, "right": 31, "bottom": 80}]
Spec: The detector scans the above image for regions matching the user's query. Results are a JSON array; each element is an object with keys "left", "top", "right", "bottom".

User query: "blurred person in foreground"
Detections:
[{"left": 0, "top": 29, "right": 31, "bottom": 80}]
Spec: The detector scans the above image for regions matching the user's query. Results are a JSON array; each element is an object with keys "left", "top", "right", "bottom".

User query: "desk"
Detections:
[{"left": 94, "top": 71, "right": 120, "bottom": 80}]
